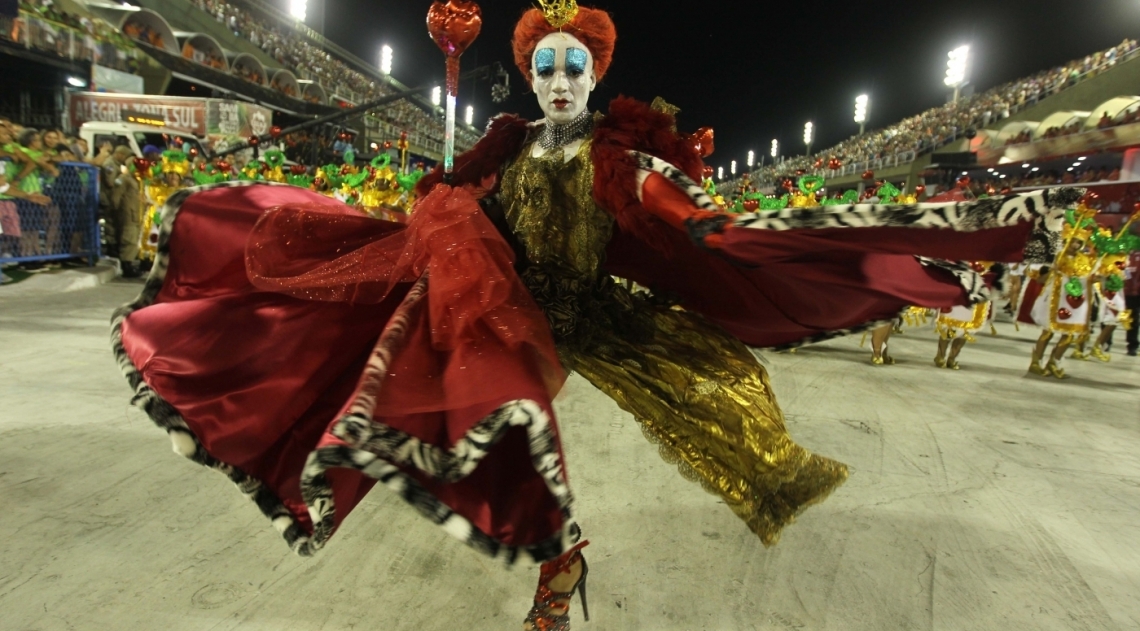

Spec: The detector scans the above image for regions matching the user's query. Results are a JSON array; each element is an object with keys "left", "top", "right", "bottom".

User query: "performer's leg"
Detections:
[
  {"left": 524, "top": 546, "right": 588, "bottom": 631},
  {"left": 1126, "top": 295, "right": 1140, "bottom": 355},
  {"left": 871, "top": 323, "right": 894, "bottom": 365},
  {"left": 1029, "top": 330, "right": 1053, "bottom": 374},
  {"left": 1008, "top": 275, "right": 1024, "bottom": 313},
  {"left": 1071, "top": 332, "right": 1090, "bottom": 360},
  {"left": 946, "top": 336, "right": 968, "bottom": 370},
  {"left": 1046, "top": 333, "right": 1074, "bottom": 378},
  {"left": 1093, "top": 325, "right": 1115, "bottom": 361},
  {"left": 934, "top": 333, "right": 950, "bottom": 368}
]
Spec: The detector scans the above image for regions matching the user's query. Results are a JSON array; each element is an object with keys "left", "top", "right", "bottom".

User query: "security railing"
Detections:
[{"left": 0, "top": 163, "right": 102, "bottom": 274}]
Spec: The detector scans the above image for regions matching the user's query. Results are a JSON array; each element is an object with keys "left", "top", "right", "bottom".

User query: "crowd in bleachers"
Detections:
[
  {"left": 189, "top": 0, "right": 474, "bottom": 146},
  {"left": 4, "top": 0, "right": 142, "bottom": 74},
  {"left": 747, "top": 38, "right": 1140, "bottom": 186}
]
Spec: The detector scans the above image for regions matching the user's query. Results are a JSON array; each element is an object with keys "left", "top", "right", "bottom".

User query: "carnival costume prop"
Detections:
[{"left": 111, "top": 3, "right": 1075, "bottom": 629}]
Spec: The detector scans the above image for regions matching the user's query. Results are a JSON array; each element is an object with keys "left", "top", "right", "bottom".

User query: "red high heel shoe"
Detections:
[{"left": 524, "top": 542, "right": 590, "bottom": 631}]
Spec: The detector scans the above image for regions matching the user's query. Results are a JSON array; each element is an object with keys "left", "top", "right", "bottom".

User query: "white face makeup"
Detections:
[{"left": 530, "top": 32, "right": 596, "bottom": 125}]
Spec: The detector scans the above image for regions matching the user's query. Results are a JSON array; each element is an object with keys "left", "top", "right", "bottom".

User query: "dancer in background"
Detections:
[{"left": 1020, "top": 209, "right": 1097, "bottom": 378}]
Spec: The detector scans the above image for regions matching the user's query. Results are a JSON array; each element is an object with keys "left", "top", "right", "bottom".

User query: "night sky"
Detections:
[{"left": 317, "top": 0, "right": 1140, "bottom": 170}]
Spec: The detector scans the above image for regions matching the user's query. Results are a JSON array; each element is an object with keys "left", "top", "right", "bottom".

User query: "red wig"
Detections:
[{"left": 512, "top": 7, "right": 617, "bottom": 84}]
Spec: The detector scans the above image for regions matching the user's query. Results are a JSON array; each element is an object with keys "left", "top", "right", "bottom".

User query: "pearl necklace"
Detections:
[{"left": 538, "top": 110, "right": 594, "bottom": 151}]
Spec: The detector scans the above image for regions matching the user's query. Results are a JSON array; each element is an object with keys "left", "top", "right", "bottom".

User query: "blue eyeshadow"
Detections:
[
  {"left": 566, "top": 48, "right": 587, "bottom": 74},
  {"left": 535, "top": 48, "right": 556, "bottom": 74}
]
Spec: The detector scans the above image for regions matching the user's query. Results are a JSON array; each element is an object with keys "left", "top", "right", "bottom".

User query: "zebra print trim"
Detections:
[
  {"left": 730, "top": 188, "right": 1080, "bottom": 232},
  {"left": 111, "top": 182, "right": 579, "bottom": 564},
  {"left": 917, "top": 258, "right": 990, "bottom": 304},
  {"left": 110, "top": 181, "right": 317, "bottom": 554},
  {"left": 631, "top": 151, "right": 720, "bottom": 212},
  {"left": 302, "top": 400, "right": 580, "bottom": 565},
  {"left": 300, "top": 272, "right": 581, "bottom": 563}
]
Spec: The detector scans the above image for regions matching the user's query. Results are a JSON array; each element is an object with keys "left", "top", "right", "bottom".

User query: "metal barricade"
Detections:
[{"left": 0, "top": 163, "right": 101, "bottom": 281}]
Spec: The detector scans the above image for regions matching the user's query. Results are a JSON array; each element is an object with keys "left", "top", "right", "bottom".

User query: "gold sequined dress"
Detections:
[{"left": 499, "top": 140, "right": 848, "bottom": 544}]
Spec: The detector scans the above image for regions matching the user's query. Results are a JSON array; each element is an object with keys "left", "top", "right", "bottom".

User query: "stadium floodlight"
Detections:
[
  {"left": 747, "top": 150, "right": 755, "bottom": 168},
  {"left": 854, "top": 94, "right": 869, "bottom": 134},
  {"left": 431, "top": 86, "right": 442, "bottom": 107},
  {"left": 731, "top": 160, "right": 737, "bottom": 176},
  {"left": 803, "top": 122, "right": 814, "bottom": 155},
  {"left": 718, "top": 166, "right": 724, "bottom": 180},
  {"left": 288, "top": 0, "right": 307, "bottom": 22},
  {"left": 465, "top": 105, "right": 474, "bottom": 126},
  {"left": 380, "top": 45, "right": 393, "bottom": 75},
  {"left": 771, "top": 139, "right": 779, "bottom": 159},
  {"left": 944, "top": 45, "right": 970, "bottom": 102}
]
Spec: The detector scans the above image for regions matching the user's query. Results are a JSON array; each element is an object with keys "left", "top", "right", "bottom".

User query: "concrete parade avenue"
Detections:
[{"left": 1, "top": 280, "right": 1138, "bottom": 631}]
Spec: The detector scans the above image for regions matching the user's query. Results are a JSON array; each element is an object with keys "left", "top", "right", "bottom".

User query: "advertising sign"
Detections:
[
  {"left": 69, "top": 93, "right": 206, "bottom": 135},
  {"left": 205, "top": 101, "right": 273, "bottom": 152}
]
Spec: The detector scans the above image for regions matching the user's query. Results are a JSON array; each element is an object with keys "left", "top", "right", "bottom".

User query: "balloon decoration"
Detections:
[
  {"left": 827, "top": 157, "right": 842, "bottom": 170},
  {"left": 915, "top": 184, "right": 926, "bottom": 196},
  {"left": 270, "top": 125, "right": 282, "bottom": 140},
  {"left": 812, "top": 158, "right": 823, "bottom": 169},
  {"left": 861, "top": 170, "right": 874, "bottom": 180},
  {"left": 1057, "top": 308, "right": 1072, "bottom": 320}
]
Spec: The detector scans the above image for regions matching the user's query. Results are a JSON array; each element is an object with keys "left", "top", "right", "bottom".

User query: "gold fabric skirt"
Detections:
[{"left": 564, "top": 305, "right": 848, "bottom": 545}]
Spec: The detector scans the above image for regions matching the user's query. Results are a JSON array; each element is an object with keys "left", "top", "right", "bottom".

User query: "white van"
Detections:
[{"left": 78, "top": 122, "right": 208, "bottom": 159}]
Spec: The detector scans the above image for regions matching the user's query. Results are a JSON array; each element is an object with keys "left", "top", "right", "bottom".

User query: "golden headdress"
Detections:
[{"left": 537, "top": 0, "right": 578, "bottom": 28}]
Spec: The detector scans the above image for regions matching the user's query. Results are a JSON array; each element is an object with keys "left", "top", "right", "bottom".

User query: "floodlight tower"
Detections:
[
  {"left": 944, "top": 45, "right": 970, "bottom": 103},
  {"left": 854, "top": 94, "right": 869, "bottom": 135},
  {"left": 289, "top": 0, "right": 307, "bottom": 21},
  {"left": 380, "top": 45, "right": 393, "bottom": 75}
]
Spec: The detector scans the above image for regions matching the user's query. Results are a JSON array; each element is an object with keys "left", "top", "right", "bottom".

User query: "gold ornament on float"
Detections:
[{"left": 537, "top": 0, "right": 578, "bottom": 28}]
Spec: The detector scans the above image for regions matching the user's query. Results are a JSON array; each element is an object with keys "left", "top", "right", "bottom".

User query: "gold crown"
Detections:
[{"left": 537, "top": 0, "right": 578, "bottom": 28}]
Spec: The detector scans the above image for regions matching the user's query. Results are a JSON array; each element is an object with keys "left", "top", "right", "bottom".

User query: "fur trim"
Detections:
[
  {"left": 631, "top": 151, "right": 718, "bottom": 212},
  {"left": 731, "top": 188, "right": 1078, "bottom": 233},
  {"left": 300, "top": 272, "right": 581, "bottom": 562},
  {"left": 591, "top": 97, "right": 705, "bottom": 254},
  {"left": 415, "top": 114, "right": 531, "bottom": 197}
]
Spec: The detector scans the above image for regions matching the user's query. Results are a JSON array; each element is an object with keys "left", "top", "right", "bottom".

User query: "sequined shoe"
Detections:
[
  {"left": 524, "top": 543, "right": 589, "bottom": 631},
  {"left": 933, "top": 356, "right": 947, "bottom": 368},
  {"left": 1045, "top": 361, "right": 1067, "bottom": 379},
  {"left": 946, "top": 359, "right": 961, "bottom": 370},
  {"left": 1091, "top": 348, "right": 1111, "bottom": 363},
  {"left": 1028, "top": 361, "right": 1047, "bottom": 376},
  {"left": 1071, "top": 349, "right": 1090, "bottom": 361}
]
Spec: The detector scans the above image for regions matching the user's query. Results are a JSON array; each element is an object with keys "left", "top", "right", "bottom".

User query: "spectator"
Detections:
[
  {"left": 101, "top": 145, "right": 142, "bottom": 278},
  {"left": 1126, "top": 246, "right": 1140, "bottom": 356}
]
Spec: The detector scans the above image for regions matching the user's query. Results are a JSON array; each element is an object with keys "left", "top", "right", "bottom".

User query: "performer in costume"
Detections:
[
  {"left": 111, "top": 3, "right": 1075, "bottom": 630},
  {"left": 1019, "top": 209, "right": 1097, "bottom": 378},
  {"left": 139, "top": 150, "right": 192, "bottom": 262},
  {"left": 933, "top": 263, "right": 995, "bottom": 370},
  {"left": 1072, "top": 224, "right": 1140, "bottom": 361}
]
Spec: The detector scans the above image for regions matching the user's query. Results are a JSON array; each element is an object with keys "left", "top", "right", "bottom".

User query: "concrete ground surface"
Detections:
[{"left": 1, "top": 282, "right": 1138, "bottom": 631}]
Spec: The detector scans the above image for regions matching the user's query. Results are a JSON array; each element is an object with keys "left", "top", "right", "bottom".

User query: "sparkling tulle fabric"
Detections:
[
  {"left": 499, "top": 141, "right": 848, "bottom": 544},
  {"left": 246, "top": 184, "right": 565, "bottom": 415}
]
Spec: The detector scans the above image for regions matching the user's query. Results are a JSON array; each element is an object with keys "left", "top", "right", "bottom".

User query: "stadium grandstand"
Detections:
[{"left": 721, "top": 38, "right": 1140, "bottom": 195}]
